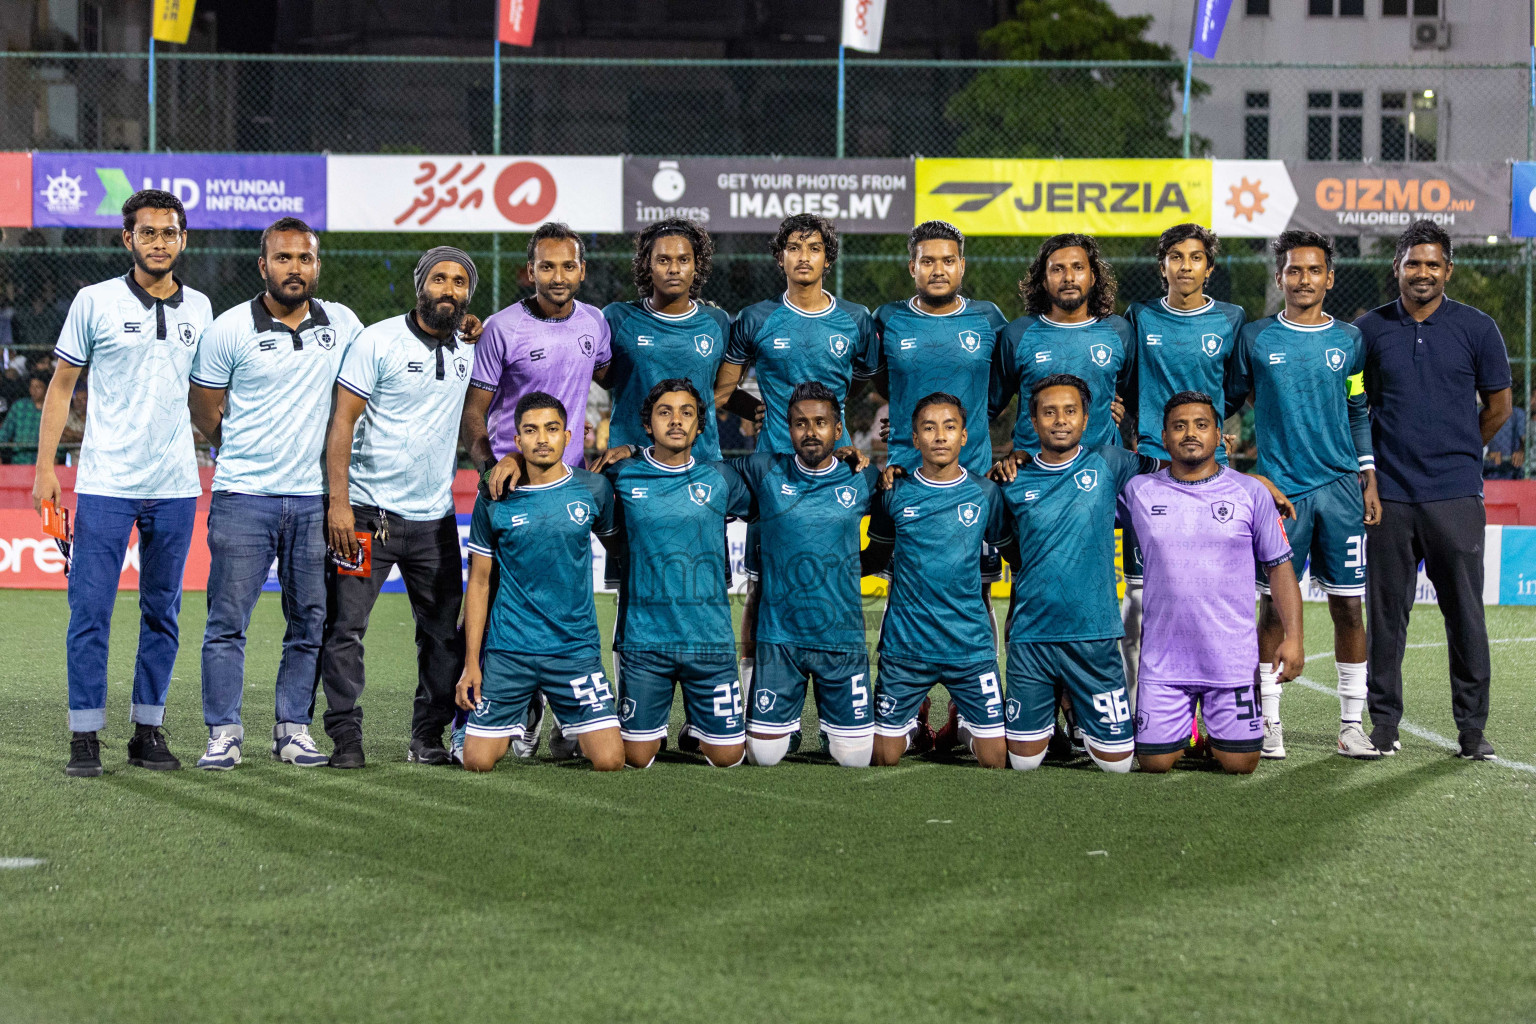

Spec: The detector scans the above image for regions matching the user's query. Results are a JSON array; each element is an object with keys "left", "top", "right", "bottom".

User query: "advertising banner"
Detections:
[
  {"left": 0, "top": 152, "right": 31, "bottom": 228},
  {"left": 914, "top": 159, "right": 1212, "bottom": 236},
  {"left": 32, "top": 153, "right": 326, "bottom": 230},
  {"left": 623, "top": 157, "right": 913, "bottom": 234},
  {"left": 1510, "top": 162, "right": 1536, "bottom": 237},
  {"left": 327, "top": 155, "right": 622, "bottom": 232}
]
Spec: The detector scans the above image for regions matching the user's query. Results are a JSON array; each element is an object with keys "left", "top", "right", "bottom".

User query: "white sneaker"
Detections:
[
  {"left": 548, "top": 722, "right": 581, "bottom": 760},
  {"left": 198, "top": 733, "right": 242, "bottom": 771},
  {"left": 511, "top": 695, "right": 546, "bottom": 759},
  {"left": 272, "top": 726, "right": 329, "bottom": 767},
  {"left": 1337, "top": 722, "right": 1383, "bottom": 760},
  {"left": 1261, "top": 719, "right": 1286, "bottom": 760}
]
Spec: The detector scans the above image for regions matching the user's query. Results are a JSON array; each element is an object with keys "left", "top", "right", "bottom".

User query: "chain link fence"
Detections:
[{"left": 0, "top": 53, "right": 1531, "bottom": 467}]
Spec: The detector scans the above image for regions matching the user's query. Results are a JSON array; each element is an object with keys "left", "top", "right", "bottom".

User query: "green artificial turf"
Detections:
[{"left": 2, "top": 592, "right": 1535, "bottom": 1023}]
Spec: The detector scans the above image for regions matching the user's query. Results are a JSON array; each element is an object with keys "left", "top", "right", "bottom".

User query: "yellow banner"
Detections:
[
  {"left": 915, "top": 159, "right": 1212, "bottom": 236},
  {"left": 152, "top": 0, "right": 196, "bottom": 44}
]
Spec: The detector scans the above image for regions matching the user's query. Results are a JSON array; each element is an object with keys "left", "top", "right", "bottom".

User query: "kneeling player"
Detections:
[
  {"left": 1121, "top": 392, "right": 1303, "bottom": 774},
  {"left": 607, "top": 379, "right": 753, "bottom": 768},
  {"left": 992, "top": 374, "right": 1160, "bottom": 772},
  {"left": 731, "top": 381, "right": 881, "bottom": 767},
  {"left": 863, "top": 393, "right": 1015, "bottom": 769},
  {"left": 455, "top": 393, "right": 624, "bottom": 772}
]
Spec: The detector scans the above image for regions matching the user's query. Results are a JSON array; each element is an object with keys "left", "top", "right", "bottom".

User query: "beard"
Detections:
[
  {"left": 1052, "top": 290, "right": 1086, "bottom": 313},
  {"left": 416, "top": 291, "right": 466, "bottom": 334},
  {"left": 266, "top": 274, "right": 315, "bottom": 308},
  {"left": 130, "top": 245, "right": 181, "bottom": 278}
]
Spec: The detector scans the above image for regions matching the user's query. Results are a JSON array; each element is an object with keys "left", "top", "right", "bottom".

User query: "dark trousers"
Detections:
[
  {"left": 319, "top": 506, "right": 464, "bottom": 745},
  {"left": 1365, "top": 496, "right": 1491, "bottom": 735}
]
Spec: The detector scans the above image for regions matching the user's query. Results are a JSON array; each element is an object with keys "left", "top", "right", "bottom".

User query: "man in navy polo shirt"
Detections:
[{"left": 1355, "top": 219, "right": 1512, "bottom": 761}]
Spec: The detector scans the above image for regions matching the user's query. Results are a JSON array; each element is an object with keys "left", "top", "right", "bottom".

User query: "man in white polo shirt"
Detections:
[
  {"left": 319, "top": 247, "right": 479, "bottom": 768},
  {"left": 32, "top": 189, "right": 214, "bottom": 777},
  {"left": 188, "top": 217, "right": 364, "bottom": 771}
]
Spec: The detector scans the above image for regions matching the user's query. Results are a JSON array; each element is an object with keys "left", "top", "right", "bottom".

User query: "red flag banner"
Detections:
[{"left": 498, "top": 0, "right": 539, "bottom": 47}]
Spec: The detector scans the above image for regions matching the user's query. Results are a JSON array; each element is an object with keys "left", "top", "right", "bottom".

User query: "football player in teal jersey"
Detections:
[
  {"left": 730, "top": 381, "right": 880, "bottom": 767},
  {"left": 990, "top": 374, "right": 1160, "bottom": 772},
  {"left": 1119, "top": 224, "right": 1246, "bottom": 706},
  {"left": 864, "top": 393, "right": 1015, "bottom": 769},
  {"left": 714, "top": 213, "right": 878, "bottom": 699},
  {"left": 1228, "top": 230, "right": 1382, "bottom": 761},
  {"left": 604, "top": 378, "right": 754, "bottom": 768},
  {"left": 991, "top": 233, "right": 1134, "bottom": 456},
  {"left": 455, "top": 392, "right": 624, "bottom": 772}
]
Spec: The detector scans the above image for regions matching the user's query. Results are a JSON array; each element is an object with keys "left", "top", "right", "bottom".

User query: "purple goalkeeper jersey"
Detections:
[
  {"left": 1120, "top": 467, "right": 1292, "bottom": 688},
  {"left": 470, "top": 298, "right": 612, "bottom": 466}
]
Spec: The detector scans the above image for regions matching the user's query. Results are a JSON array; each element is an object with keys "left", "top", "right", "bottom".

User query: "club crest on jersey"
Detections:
[
  {"left": 1089, "top": 343, "right": 1112, "bottom": 367},
  {"left": 1211, "top": 500, "right": 1235, "bottom": 524},
  {"left": 835, "top": 485, "right": 858, "bottom": 509},
  {"left": 693, "top": 333, "right": 714, "bottom": 356},
  {"left": 957, "top": 502, "right": 981, "bottom": 527},
  {"left": 829, "top": 334, "right": 851, "bottom": 358},
  {"left": 958, "top": 330, "right": 980, "bottom": 353},
  {"left": 567, "top": 501, "right": 591, "bottom": 525},
  {"left": 688, "top": 482, "right": 713, "bottom": 506},
  {"left": 1075, "top": 468, "right": 1098, "bottom": 492},
  {"left": 177, "top": 321, "right": 197, "bottom": 347},
  {"left": 474, "top": 697, "right": 489, "bottom": 717},
  {"left": 1325, "top": 347, "right": 1347, "bottom": 372},
  {"left": 312, "top": 328, "right": 334, "bottom": 350},
  {"left": 755, "top": 690, "right": 776, "bottom": 713},
  {"left": 455, "top": 357, "right": 468, "bottom": 380},
  {"left": 579, "top": 333, "right": 594, "bottom": 356},
  {"left": 876, "top": 693, "right": 898, "bottom": 718},
  {"left": 1006, "top": 698, "right": 1021, "bottom": 721},
  {"left": 1202, "top": 333, "right": 1222, "bottom": 357},
  {"left": 619, "top": 698, "right": 636, "bottom": 721}
]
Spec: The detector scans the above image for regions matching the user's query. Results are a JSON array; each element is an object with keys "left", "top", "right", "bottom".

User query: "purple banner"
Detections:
[
  {"left": 1191, "top": 0, "right": 1233, "bottom": 59},
  {"left": 33, "top": 153, "right": 326, "bottom": 230}
]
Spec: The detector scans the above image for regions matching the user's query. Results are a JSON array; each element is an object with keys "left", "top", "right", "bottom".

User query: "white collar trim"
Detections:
[
  {"left": 643, "top": 297, "right": 698, "bottom": 322},
  {"left": 517, "top": 467, "right": 574, "bottom": 490},
  {"left": 1040, "top": 314, "right": 1099, "bottom": 329},
  {"left": 794, "top": 455, "right": 836, "bottom": 476},
  {"left": 1032, "top": 446, "right": 1084, "bottom": 472},
  {"left": 1159, "top": 296, "right": 1215, "bottom": 317},
  {"left": 1277, "top": 310, "right": 1335, "bottom": 332},
  {"left": 914, "top": 467, "right": 967, "bottom": 488},
  {"left": 782, "top": 290, "right": 837, "bottom": 318},
  {"left": 641, "top": 446, "right": 695, "bottom": 473},
  {"left": 905, "top": 295, "right": 967, "bottom": 318}
]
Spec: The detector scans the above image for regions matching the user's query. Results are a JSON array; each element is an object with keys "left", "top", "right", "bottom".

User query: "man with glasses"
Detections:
[{"left": 32, "top": 189, "right": 214, "bottom": 777}]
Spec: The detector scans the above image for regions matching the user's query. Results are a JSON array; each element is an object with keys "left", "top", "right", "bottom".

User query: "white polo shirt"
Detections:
[
  {"left": 53, "top": 272, "right": 213, "bottom": 499},
  {"left": 336, "top": 312, "right": 472, "bottom": 520},
  {"left": 192, "top": 295, "right": 363, "bottom": 496}
]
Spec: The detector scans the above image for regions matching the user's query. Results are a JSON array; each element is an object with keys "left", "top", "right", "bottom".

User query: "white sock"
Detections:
[
  {"left": 1120, "top": 585, "right": 1143, "bottom": 714},
  {"left": 1008, "top": 749, "right": 1047, "bottom": 771},
  {"left": 738, "top": 657, "right": 755, "bottom": 697},
  {"left": 958, "top": 718, "right": 974, "bottom": 754},
  {"left": 1337, "top": 661, "right": 1367, "bottom": 724},
  {"left": 826, "top": 734, "right": 873, "bottom": 767},
  {"left": 1088, "top": 746, "right": 1133, "bottom": 774},
  {"left": 745, "top": 734, "right": 791, "bottom": 767},
  {"left": 1259, "top": 667, "right": 1282, "bottom": 725}
]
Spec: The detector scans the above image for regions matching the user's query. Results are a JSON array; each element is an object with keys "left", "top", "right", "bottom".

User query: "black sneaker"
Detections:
[
  {"left": 1458, "top": 730, "right": 1496, "bottom": 761},
  {"left": 407, "top": 736, "right": 452, "bottom": 765},
  {"left": 126, "top": 724, "right": 181, "bottom": 770},
  {"left": 1369, "top": 722, "right": 1401, "bottom": 756},
  {"left": 329, "top": 737, "right": 365, "bottom": 769},
  {"left": 65, "top": 731, "right": 102, "bottom": 777}
]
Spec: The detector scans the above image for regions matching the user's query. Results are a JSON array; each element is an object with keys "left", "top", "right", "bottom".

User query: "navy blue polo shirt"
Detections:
[{"left": 1355, "top": 296, "right": 1512, "bottom": 503}]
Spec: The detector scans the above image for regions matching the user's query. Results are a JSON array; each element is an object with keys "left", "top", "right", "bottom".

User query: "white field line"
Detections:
[
  {"left": 0, "top": 858, "right": 46, "bottom": 869},
  {"left": 1298, "top": 639, "right": 1536, "bottom": 774}
]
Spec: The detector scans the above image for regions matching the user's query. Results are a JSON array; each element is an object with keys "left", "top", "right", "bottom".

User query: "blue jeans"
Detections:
[
  {"left": 201, "top": 492, "right": 327, "bottom": 735},
  {"left": 66, "top": 494, "right": 197, "bottom": 733}
]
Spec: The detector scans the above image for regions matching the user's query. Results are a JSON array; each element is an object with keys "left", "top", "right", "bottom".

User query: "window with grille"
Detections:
[
  {"left": 1244, "top": 91, "right": 1270, "bottom": 159},
  {"left": 1306, "top": 91, "right": 1363, "bottom": 161},
  {"left": 1381, "top": 90, "right": 1439, "bottom": 161}
]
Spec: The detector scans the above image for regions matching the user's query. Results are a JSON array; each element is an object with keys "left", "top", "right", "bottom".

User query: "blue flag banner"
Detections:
[{"left": 1191, "top": 0, "right": 1233, "bottom": 59}]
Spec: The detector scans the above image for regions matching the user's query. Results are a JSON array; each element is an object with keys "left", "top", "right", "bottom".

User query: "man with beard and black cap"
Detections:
[
  {"left": 187, "top": 218, "right": 365, "bottom": 772},
  {"left": 318, "top": 246, "right": 480, "bottom": 768},
  {"left": 34, "top": 188, "right": 214, "bottom": 778}
]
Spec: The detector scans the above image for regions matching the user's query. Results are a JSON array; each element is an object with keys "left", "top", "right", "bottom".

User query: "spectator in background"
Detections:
[
  {"left": 0, "top": 373, "right": 47, "bottom": 464},
  {"left": 1484, "top": 400, "right": 1526, "bottom": 480}
]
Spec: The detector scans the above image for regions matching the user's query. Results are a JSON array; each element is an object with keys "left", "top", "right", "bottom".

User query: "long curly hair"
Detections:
[
  {"left": 1019, "top": 232, "right": 1117, "bottom": 319},
  {"left": 631, "top": 218, "right": 714, "bottom": 300}
]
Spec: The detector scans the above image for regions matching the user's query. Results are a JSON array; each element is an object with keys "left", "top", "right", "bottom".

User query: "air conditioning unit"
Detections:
[{"left": 1411, "top": 20, "right": 1451, "bottom": 50}]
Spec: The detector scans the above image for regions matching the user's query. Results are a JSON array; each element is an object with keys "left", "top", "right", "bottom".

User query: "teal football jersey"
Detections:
[
  {"left": 867, "top": 469, "right": 1013, "bottom": 664},
  {"left": 467, "top": 468, "right": 616, "bottom": 658},
  {"left": 607, "top": 449, "right": 754, "bottom": 655},
  {"left": 1228, "top": 313, "right": 1374, "bottom": 498},
  {"left": 1125, "top": 297, "right": 1245, "bottom": 460},
  {"left": 603, "top": 299, "right": 732, "bottom": 462},
  {"left": 998, "top": 445, "right": 1157, "bottom": 643},
  {"left": 871, "top": 296, "right": 1008, "bottom": 475},
  {"left": 731, "top": 453, "right": 880, "bottom": 653},
  {"left": 991, "top": 314, "right": 1134, "bottom": 452},
  {"left": 724, "top": 292, "right": 877, "bottom": 454}
]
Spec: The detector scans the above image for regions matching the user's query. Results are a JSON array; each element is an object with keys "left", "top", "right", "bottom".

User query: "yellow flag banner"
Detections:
[
  {"left": 914, "top": 159, "right": 1212, "bottom": 236},
  {"left": 152, "top": 0, "right": 196, "bottom": 44}
]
